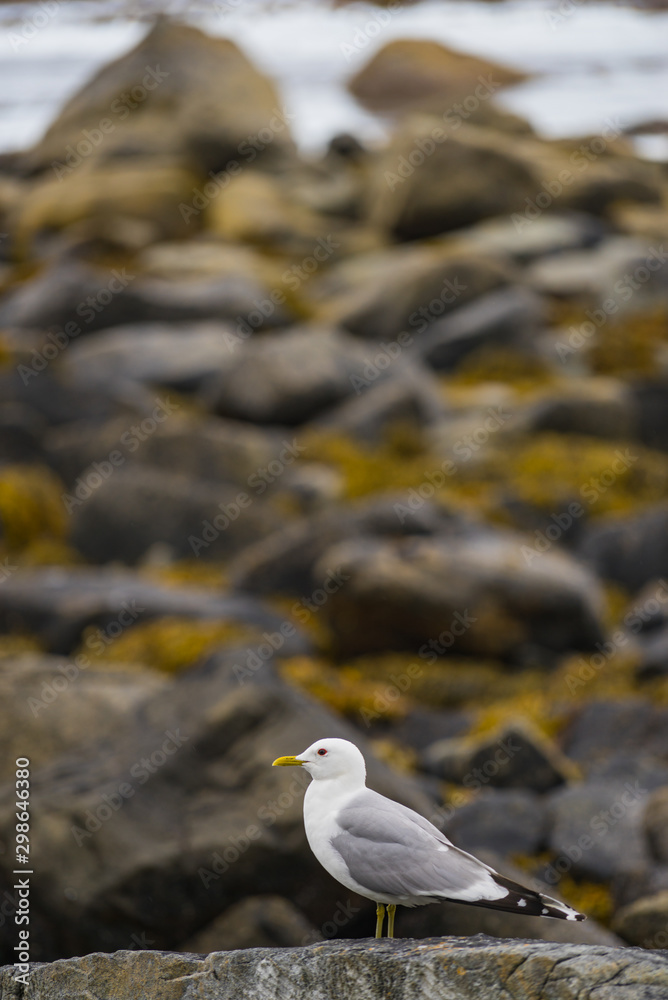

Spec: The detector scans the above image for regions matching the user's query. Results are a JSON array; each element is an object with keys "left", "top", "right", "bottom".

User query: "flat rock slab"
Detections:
[{"left": 3, "top": 938, "right": 668, "bottom": 999}]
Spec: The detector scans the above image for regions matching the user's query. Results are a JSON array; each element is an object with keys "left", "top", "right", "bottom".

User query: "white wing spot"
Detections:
[
  {"left": 567, "top": 913, "right": 577, "bottom": 921},
  {"left": 517, "top": 899, "right": 527, "bottom": 908},
  {"left": 541, "top": 908, "right": 549, "bottom": 915}
]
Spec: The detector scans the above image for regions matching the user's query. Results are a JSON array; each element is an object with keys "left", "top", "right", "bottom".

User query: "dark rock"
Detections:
[
  {"left": 370, "top": 119, "right": 538, "bottom": 240},
  {"left": 443, "top": 789, "right": 547, "bottom": 858},
  {"left": 228, "top": 497, "right": 472, "bottom": 597},
  {"left": 415, "top": 286, "right": 546, "bottom": 372},
  {"left": 562, "top": 700, "right": 668, "bottom": 777},
  {"left": 636, "top": 625, "right": 668, "bottom": 679},
  {"left": 58, "top": 322, "right": 241, "bottom": 396},
  {"left": 372, "top": 707, "right": 472, "bottom": 753},
  {"left": 200, "top": 326, "right": 376, "bottom": 425},
  {"left": 612, "top": 891, "right": 668, "bottom": 949},
  {"left": 0, "top": 259, "right": 292, "bottom": 334},
  {"left": 4, "top": 937, "right": 664, "bottom": 1000},
  {"left": 0, "top": 402, "right": 45, "bottom": 465},
  {"left": 422, "top": 726, "right": 570, "bottom": 793},
  {"left": 0, "top": 653, "right": 165, "bottom": 783},
  {"left": 526, "top": 381, "right": 636, "bottom": 441},
  {"left": 68, "top": 464, "right": 280, "bottom": 564},
  {"left": 645, "top": 787, "right": 668, "bottom": 863},
  {"left": 612, "top": 863, "right": 668, "bottom": 910},
  {"left": 632, "top": 381, "right": 668, "bottom": 453},
  {"left": 308, "top": 363, "right": 447, "bottom": 443},
  {"left": 546, "top": 782, "right": 650, "bottom": 882},
  {"left": 579, "top": 504, "right": 668, "bottom": 593},
  {"left": 0, "top": 567, "right": 310, "bottom": 656},
  {"left": 0, "top": 367, "right": 130, "bottom": 428},
  {"left": 306, "top": 241, "right": 511, "bottom": 341},
  {"left": 45, "top": 413, "right": 279, "bottom": 489},
  {"left": 313, "top": 531, "right": 605, "bottom": 658},
  {"left": 180, "top": 895, "right": 319, "bottom": 952},
  {"left": 0, "top": 652, "right": 435, "bottom": 961}
]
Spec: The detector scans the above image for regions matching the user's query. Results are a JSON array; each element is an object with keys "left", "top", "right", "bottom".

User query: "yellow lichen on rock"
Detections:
[{"left": 0, "top": 465, "right": 68, "bottom": 551}]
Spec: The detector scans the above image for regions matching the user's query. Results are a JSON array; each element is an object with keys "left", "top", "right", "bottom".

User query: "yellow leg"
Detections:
[
  {"left": 387, "top": 904, "right": 396, "bottom": 938},
  {"left": 375, "top": 903, "right": 385, "bottom": 939}
]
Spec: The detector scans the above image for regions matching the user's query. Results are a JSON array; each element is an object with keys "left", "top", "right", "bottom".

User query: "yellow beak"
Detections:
[{"left": 272, "top": 755, "right": 303, "bottom": 767}]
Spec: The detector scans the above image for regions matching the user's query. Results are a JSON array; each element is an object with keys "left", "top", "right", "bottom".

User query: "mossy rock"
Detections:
[{"left": 0, "top": 465, "right": 67, "bottom": 550}]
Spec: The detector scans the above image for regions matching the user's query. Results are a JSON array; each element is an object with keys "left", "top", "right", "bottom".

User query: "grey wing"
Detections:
[{"left": 330, "top": 789, "right": 503, "bottom": 902}]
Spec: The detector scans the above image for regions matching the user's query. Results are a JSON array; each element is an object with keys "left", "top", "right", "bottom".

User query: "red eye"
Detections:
[{"left": 317, "top": 748, "right": 327, "bottom": 756}]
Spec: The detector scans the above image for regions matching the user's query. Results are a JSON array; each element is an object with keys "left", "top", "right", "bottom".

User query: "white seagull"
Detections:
[{"left": 273, "top": 737, "right": 585, "bottom": 937}]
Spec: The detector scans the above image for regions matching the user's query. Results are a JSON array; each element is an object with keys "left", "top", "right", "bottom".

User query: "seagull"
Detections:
[{"left": 273, "top": 737, "right": 585, "bottom": 937}]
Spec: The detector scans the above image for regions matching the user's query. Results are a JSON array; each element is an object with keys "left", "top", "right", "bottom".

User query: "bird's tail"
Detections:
[{"left": 449, "top": 873, "right": 585, "bottom": 922}]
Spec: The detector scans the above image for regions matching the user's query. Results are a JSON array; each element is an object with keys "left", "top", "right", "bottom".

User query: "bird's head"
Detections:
[{"left": 273, "top": 737, "right": 367, "bottom": 782}]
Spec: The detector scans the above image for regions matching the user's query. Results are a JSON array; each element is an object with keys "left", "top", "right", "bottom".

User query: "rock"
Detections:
[
  {"left": 526, "top": 379, "right": 636, "bottom": 441},
  {"left": 414, "top": 286, "right": 546, "bottom": 372},
  {"left": 308, "top": 362, "right": 448, "bottom": 442},
  {"left": 0, "top": 402, "right": 45, "bottom": 465},
  {"left": 0, "top": 652, "right": 166, "bottom": 783},
  {"left": 422, "top": 725, "right": 570, "bottom": 793},
  {"left": 636, "top": 625, "right": 668, "bottom": 679},
  {"left": 200, "top": 326, "right": 384, "bottom": 425},
  {"left": 645, "top": 786, "right": 668, "bottom": 863},
  {"left": 454, "top": 212, "right": 607, "bottom": 263},
  {"left": 0, "top": 567, "right": 309, "bottom": 656},
  {"left": 0, "top": 652, "right": 436, "bottom": 960},
  {"left": 313, "top": 531, "right": 605, "bottom": 658},
  {"left": 443, "top": 789, "right": 547, "bottom": 858},
  {"left": 180, "top": 896, "right": 319, "bottom": 952},
  {"left": 0, "top": 256, "right": 292, "bottom": 334},
  {"left": 562, "top": 701, "right": 668, "bottom": 781},
  {"left": 68, "top": 464, "right": 281, "bottom": 564},
  {"left": 546, "top": 782, "right": 650, "bottom": 882},
  {"left": 369, "top": 119, "right": 538, "bottom": 240},
  {"left": 612, "top": 891, "right": 668, "bottom": 949},
  {"left": 228, "top": 498, "right": 475, "bottom": 597},
  {"left": 369, "top": 706, "right": 472, "bottom": 753},
  {"left": 632, "top": 380, "right": 668, "bottom": 453},
  {"left": 527, "top": 236, "right": 668, "bottom": 306},
  {"left": 280, "top": 463, "right": 345, "bottom": 514},
  {"left": 348, "top": 39, "right": 526, "bottom": 114},
  {"left": 14, "top": 162, "right": 197, "bottom": 253},
  {"left": 45, "top": 413, "right": 278, "bottom": 490},
  {"left": 0, "top": 368, "right": 130, "bottom": 429},
  {"left": 579, "top": 504, "right": 668, "bottom": 592},
  {"left": 306, "top": 239, "right": 511, "bottom": 341},
  {"left": 19, "top": 20, "right": 295, "bottom": 177},
  {"left": 58, "top": 322, "right": 241, "bottom": 396},
  {"left": 613, "top": 863, "right": 668, "bottom": 910},
  {"left": 5, "top": 937, "right": 664, "bottom": 999}
]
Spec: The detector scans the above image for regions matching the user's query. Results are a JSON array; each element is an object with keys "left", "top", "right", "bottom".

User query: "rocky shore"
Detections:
[{"left": 1, "top": 15, "right": 668, "bottom": 979}]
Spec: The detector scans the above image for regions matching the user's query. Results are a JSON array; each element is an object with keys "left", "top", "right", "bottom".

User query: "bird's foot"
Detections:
[{"left": 375, "top": 903, "right": 385, "bottom": 938}]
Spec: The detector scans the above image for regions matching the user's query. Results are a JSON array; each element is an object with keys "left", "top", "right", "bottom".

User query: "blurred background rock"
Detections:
[{"left": 0, "top": 0, "right": 667, "bottom": 965}]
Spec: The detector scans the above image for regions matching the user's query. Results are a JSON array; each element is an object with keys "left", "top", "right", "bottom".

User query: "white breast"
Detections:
[{"left": 303, "top": 780, "right": 375, "bottom": 900}]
